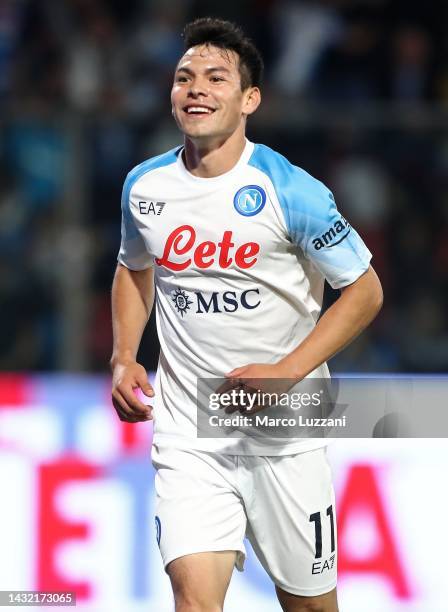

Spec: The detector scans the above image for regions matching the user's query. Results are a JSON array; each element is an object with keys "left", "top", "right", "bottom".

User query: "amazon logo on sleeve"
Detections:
[{"left": 312, "top": 217, "right": 351, "bottom": 250}]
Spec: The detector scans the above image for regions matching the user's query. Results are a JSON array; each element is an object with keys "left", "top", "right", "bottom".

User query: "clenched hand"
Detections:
[{"left": 111, "top": 361, "right": 154, "bottom": 422}]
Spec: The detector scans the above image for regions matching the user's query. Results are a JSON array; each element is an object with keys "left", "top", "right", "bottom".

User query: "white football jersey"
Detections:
[{"left": 118, "top": 139, "right": 371, "bottom": 455}]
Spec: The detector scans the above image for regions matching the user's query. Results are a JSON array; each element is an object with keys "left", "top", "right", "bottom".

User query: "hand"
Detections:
[
  {"left": 225, "top": 361, "right": 298, "bottom": 389},
  {"left": 220, "top": 362, "right": 299, "bottom": 415},
  {"left": 111, "top": 360, "right": 154, "bottom": 422}
]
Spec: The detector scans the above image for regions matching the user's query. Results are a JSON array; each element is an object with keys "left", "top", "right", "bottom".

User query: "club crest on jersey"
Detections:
[{"left": 233, "top": 185, "right": 266, "bottom": 216}]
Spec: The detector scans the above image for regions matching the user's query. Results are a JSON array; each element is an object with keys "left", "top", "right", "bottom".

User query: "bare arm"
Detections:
[
  {"left": 279, "top": 265, "right": 383, "bottom": 379},
  {"left": 227, "top": 265, "right": 383, "bottom": 382},
  {"left": 110, "top": 264, "right": 155, "bottom": 422}
]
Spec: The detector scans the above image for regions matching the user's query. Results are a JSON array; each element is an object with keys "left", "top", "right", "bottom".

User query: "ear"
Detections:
[{"left": 242, "top": 87, "right": 261, "bottom": 116}]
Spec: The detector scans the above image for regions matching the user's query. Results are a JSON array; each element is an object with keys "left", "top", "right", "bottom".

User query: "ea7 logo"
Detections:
[
  {"left": 312, "top": 217, "right": 351, "bottom": 250},
  {"left": 138, "top": 201, "right": 165, "bottom": 215}
]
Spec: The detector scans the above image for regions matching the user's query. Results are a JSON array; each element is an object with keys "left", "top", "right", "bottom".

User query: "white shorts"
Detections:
[{"left": 151, "top": 445, "right": 337, "bottom": 597}]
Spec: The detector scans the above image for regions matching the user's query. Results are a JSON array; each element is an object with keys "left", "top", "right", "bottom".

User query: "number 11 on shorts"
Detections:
[{"left": 309, "top": 505, "right": 335, "bottom": 559}]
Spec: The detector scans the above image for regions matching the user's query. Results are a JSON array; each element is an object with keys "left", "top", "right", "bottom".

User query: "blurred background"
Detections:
[
  {"left": 0, "top": 1, "right": 447, "bottom": 611},
  {"left": 1, "top": 0, "right": 448, "bottom": 373}
]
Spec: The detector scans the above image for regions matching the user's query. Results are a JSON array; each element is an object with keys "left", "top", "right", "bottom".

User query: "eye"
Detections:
[
  {"left": 176, "top": 75, "right": 189, "bottom": 83},
  {"left": 210, "top": 76, "right": 225, "bottom": 82}
]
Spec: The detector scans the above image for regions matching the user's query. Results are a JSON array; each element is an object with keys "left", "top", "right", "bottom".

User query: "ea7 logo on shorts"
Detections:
[
  {"left": 138, "top": 201, "right": 165, "bottom": 215},
  {"left": 312, "top": 554, "right": 336, "bottom": 575},
  {"left": 312, "top": 217, "right": 351, "bottom": 250},
  {"left": 233, "top": 185, "right": 266, "bottom": 216},
  {"left": 155, "top": 516, "right": 161, "bottom": 546}
]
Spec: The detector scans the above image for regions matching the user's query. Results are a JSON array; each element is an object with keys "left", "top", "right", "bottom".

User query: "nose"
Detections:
[{"left": 187, "top": 77, "right": 208, "bottom": 98}]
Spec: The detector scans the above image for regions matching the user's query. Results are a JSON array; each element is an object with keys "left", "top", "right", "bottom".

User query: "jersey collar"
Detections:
[{"left": 176, "top": 139, "right": 254, "bottom": 183}]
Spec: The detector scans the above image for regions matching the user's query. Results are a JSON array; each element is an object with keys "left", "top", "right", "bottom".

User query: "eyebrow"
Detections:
[{"left": 175, "top": 66, "right": 232, "bottom": 76}]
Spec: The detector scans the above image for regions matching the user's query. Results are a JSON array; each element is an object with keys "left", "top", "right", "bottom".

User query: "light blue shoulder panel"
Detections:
[
  {"left": 121, "top": 147, "right": 180, "bottom": 240},
  {"left": 248, "top": 144, "right": 372, "bottom": 288}
]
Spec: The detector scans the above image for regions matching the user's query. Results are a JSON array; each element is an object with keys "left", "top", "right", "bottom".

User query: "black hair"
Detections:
[{"left": 182, "top": 17, "right": 264, "bottom": 90}]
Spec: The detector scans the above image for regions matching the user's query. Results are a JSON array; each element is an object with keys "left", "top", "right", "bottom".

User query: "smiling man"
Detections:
[{"left": 110, "top": 17, "right": 383, "bottom": 612}]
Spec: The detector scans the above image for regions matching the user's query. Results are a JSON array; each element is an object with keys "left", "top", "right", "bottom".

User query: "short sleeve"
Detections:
[
  {"left": 117, "top": 174, "right": 153, "bottom": 271},
  {"left": 248, "top": 145, "right": 372, "bottom": 289},
  {"left": 288, "top": 177, "right": 372, "bottom": 289}
]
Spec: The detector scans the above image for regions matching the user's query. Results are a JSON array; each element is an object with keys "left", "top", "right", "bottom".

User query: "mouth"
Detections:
[{"left": 182, "top": 105, "right": 216, "bottom": 117}]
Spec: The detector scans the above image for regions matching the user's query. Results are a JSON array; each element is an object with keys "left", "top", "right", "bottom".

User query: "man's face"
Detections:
[{"left": 171, "top": 45, "right": 258, "bottom": 142}]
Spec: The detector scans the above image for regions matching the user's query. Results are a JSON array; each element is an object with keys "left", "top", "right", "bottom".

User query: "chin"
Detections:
[{"left": 183, "top": 127, "right": 217, "bottom": 140}]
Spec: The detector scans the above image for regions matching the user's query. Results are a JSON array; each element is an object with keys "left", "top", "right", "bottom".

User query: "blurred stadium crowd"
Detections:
[{"left": 0, "top": 0, "right": 447, "bottom": 373}]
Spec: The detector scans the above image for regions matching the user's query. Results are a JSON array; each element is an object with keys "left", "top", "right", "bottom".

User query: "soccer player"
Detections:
[{"left": 110, "top": 17, "right": 383, "bottom": 612}]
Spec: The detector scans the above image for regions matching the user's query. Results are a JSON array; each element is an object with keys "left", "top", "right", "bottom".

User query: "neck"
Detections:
[{"left": 183, "top": 127, "right": 247, "bottom": 178}]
